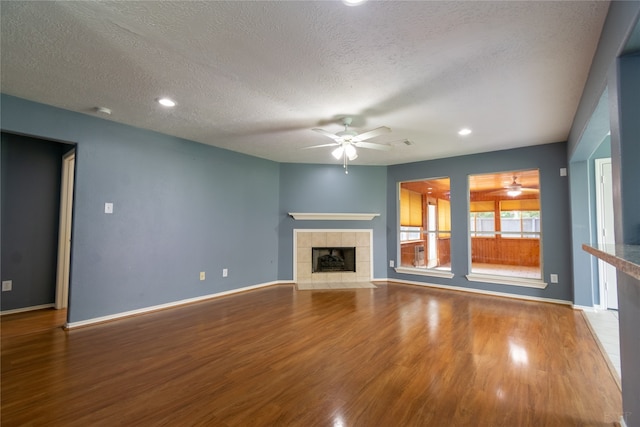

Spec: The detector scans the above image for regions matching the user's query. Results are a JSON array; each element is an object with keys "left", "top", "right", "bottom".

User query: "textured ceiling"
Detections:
[{"left": 1, "top": 1, "right": 609, "bottom": 165}]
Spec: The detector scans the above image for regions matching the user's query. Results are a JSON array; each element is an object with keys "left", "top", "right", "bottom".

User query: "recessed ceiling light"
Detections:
[
  {"left": 157, "top": 97, "right": 176, "bottom": 107},
  {"left": 458, "top": 128, "right": 472, "bottom": 136},
  {"left": 343, "top": 0, "right": 367, "bottom": 6}
]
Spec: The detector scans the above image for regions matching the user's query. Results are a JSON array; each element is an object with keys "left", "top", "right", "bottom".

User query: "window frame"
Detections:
[
  {"left": 466, "top": 169, "right": 546, "bottom": 288},
  {"left": 396, "top": 177, "right": 453, "bottom": 278}
]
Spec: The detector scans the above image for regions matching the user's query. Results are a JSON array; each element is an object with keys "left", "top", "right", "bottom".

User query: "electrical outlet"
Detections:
[
  {"left": 550, "top": 274, "right": 558, "bottom": 283},
  {"left": 200, "top": 271, "right": 205, "bottom": 281},
  {"left": 389, "top": 260, "right": 395, "bottom": 268},
  {"left": 2, "top": 280, "right": 12, "bottom": 291},
  {"left": 222, "top": 268, "right": 228, "bottom": 278}
]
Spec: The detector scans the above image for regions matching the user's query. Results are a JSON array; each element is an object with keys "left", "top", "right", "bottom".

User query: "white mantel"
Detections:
[{"left": 289, "top": 213, "right": 380, "bottom": 221}]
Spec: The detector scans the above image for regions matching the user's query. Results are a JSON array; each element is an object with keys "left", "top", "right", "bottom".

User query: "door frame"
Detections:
[
  {"left": 55, "top": 150, "right": 75, "bottom": 309},
  {"left": 594, "top": 157, "right": 617, "bottom": 310}
]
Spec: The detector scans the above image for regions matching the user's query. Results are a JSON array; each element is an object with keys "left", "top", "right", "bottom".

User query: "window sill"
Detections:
[
  {"left": 394, "top": 267, "right": 454, "bottom": 279},
  {"left": 465, "top": 273, "right": 548, "bottom": 289}
]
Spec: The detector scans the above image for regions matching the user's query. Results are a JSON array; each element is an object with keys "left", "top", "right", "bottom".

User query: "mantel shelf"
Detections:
[{"left": 289, "top": 213, "right": 380, "bottom": 221}]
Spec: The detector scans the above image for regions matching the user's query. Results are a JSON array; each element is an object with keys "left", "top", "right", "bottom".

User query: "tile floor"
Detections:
[
  {"left": 584, "top": 309, "right": 621, "bottom": 378},
  {"left": 471, "top": 263, "right": 541, "bottom": 279}
]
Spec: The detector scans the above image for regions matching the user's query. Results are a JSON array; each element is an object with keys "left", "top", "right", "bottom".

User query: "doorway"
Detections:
[
  {"left": 595, "top": 158, "right": 618, "bottom": 310},
  {"left": 56, "top": 150, "right": 75, "bottom": 309},
  {"left": 1, "top": 133, "right": 74, "bottom": 313}
]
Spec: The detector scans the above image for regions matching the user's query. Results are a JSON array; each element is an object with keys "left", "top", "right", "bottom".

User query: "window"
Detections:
[
  {"left": 500, "top": 199, "right": 540, "bottom": 239},
  {"left": 468, "top": 170, "right": 542, "bottom": 280},
  {"left": 400, "top": 226, "right": 421, "bottom": 242},
  {"left": 398, "top": 178, "right": 450, "bottom": 272},
  {"left": 470, "top": 201, "right": 495, "bottom": 237}
]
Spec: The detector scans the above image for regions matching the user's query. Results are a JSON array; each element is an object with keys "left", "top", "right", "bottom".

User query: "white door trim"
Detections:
[
  {"left": 594, "top": 157, "right": 617, "bottom": 310},
  {"left": 55, "top": 150, "right": 75, "bottom": 309}
]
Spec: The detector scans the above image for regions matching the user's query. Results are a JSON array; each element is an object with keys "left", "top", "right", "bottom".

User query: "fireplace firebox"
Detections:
[{"left": 312, "top": 247, "right": 356, "bottom": 273}]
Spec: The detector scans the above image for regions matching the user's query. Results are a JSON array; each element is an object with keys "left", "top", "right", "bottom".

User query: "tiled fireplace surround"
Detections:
[{"left": 294, "top": 229, "right": 373, "bottom": 283}]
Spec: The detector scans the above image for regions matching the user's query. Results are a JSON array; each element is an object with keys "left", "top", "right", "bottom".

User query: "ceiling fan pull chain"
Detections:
[{"left": 344, "top": 151, "right": 348, "bottom": 174}]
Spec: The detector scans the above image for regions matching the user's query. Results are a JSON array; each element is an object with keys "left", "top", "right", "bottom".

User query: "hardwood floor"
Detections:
[{"left": 1, "top": 284, "right": 621, "bottom": 426}]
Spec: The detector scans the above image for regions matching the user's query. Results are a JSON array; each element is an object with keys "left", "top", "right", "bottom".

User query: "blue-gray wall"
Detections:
[
  {"left": 610, "top": 55, "right": 640, "bottom": 246},
  {"left": 1, "top": 94, "right": 281, "bottom": 323},
  {"left": 277, "top": 163, "right": 388, "bottom": 280},
  {"left": 569, "top": 160, "right": 598, "bottom": 307},
  {"left": 1, "top": 133, "right": 71, "bottom": 310},
  {"left": 387, "top": 143, "right": 573, "bottom": 302},
  {"left": 609, "top": 53, "right": 640, "bottom": 427}
]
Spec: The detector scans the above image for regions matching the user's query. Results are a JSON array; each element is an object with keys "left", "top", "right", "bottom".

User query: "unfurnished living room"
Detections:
[{"left": 1, "top": 1, "right": 639, "bottom": 426}]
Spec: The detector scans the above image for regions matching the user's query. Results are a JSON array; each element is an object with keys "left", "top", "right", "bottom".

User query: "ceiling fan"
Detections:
[
  {"left": 490, "top": 176, "right": 539, "bottom": 197},
  {"left": 304, "top": 117, "right": 392, "bottom": 173}
]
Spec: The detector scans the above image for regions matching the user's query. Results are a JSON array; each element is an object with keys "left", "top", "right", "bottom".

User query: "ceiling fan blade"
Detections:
[
  {"left": 301, "top": 142, "right": 340, "bottom": 150},
  {"left": 354, "top": 141, "right": 392, "bottom": 151},
  {"left": 486, "top": 187, "right": 539, "bottom": 195},
  {"left": 312, "top": 128, "right": 343, "bottom": 141},
  {"left": 354, "top": 126, "right": 391, "bottom": 141}
]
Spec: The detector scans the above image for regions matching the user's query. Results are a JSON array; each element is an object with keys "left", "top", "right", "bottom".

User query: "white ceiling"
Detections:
[{"left": 1, "top": 1, "right": 609, "bottom": 166}]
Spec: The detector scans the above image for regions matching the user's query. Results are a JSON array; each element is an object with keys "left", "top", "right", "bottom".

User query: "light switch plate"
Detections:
[
  {"left": 2, "top": 280, "right": 12, "bottom": 291},
  {"left": 550, "top": 274, "right": 559, "bottom": 283},
  {"left": 105, "top": 202, "right": 114, "bottom": 214}
]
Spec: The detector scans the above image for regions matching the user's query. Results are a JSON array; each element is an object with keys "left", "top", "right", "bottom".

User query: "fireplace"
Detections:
[
  {"left": 294, "top": 230, "right": 372, "bottom": 283},
  {"left": 312, "top": 247, "right": 356, "bottom": 273}
]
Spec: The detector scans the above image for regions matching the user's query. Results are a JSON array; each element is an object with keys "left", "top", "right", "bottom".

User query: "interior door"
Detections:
[{"left": 595, "top": 158, "right": 618, "bottom": 310}]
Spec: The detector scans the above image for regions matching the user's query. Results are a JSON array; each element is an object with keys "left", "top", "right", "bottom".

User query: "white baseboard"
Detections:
[
  {"left": 384, "top": 278, "right": 573, "bottom": 306},
  {"left": 620, "top": 415, "right": 627, "bottom": 427},
  {"left": 573, "top": 304, "right": 597, "bottom": 312},
  {"left": 65, "top": 281, "right": 288, "bottom": 329},
  {"left": 1, "top": 303, "right": 55, "bottom": 316},
  {"left": 62, "top": 277, "right": 576, "bottom": 329}
]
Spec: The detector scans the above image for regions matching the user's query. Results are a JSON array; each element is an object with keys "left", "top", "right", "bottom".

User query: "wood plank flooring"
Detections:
[{"left": 1, "top": 283, "right": 622, "bottom": 426}]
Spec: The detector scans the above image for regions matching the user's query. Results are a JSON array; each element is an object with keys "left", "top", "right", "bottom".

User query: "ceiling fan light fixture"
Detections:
[
  {"left": 308, "top": 116, "right": 392, "bottom": 173},
  {"left": 507, "top": 176, "right": 522, "bottom": 196},
  {"left": 345, "top": 144, "right": 357, "bottom": 161}
]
